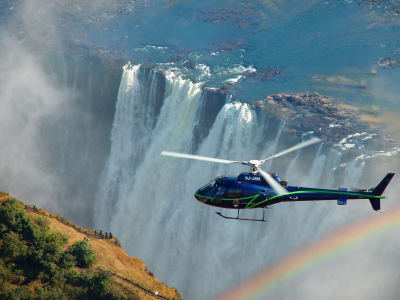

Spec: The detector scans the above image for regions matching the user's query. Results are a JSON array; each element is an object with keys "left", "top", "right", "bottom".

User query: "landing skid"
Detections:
[{"left": 216, "top": 208, "right": 267, "bottom": 222}]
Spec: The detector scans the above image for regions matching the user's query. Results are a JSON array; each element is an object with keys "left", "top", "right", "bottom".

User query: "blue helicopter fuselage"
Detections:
[{"left": 194, "top": 172, "right": 394, "bottom": 211}]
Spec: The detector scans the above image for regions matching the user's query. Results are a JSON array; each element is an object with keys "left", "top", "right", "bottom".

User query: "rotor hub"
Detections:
[{"left": 249, "top": 160, "right": 261, "bottom": 166}]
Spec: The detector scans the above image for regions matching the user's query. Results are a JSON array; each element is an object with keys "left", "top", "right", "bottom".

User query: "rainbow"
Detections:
[{"left": 216, "top": 207, "right": 400, "bottom": 300}]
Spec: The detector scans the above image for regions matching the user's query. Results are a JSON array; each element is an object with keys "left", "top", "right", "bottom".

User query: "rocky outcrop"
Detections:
[
  {"left": 201, "top": 8, "right": 263, "bottom": 28},
  {"left": 209, "top": 39, "right": 248, "bottom": 52},
  {"left": 377, "top": 57, "right": 400, "bottom": 69},
  {"left": 252, "top": 93, "right": 399, "bottom": 156},
  {"left": 244, "top": 68, "right": 283, "bottom": 81}
]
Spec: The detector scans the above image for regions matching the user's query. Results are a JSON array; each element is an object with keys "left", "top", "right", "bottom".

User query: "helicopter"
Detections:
[{"left": 161, "top": 137, "right": 395, "bottom": 222}]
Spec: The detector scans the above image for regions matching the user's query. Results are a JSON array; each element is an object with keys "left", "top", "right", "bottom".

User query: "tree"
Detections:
[
  {"left": 66, "top": 240, "right": 96, "bottom": 268},
  {"left": 0, "top": 232, "right": 27, "bottom": 260}
]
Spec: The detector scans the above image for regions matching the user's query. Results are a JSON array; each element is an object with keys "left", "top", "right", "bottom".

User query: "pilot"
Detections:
[
  {"left": 273, "top": 174, "right": 287, "bottom": 186},
  {"left": 273, "top": 174, "right": 281, "bottom": 183}
]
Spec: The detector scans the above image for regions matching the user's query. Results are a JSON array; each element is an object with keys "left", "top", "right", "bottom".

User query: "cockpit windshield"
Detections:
[
  {"left": 198, "top": 177, "right": 246, "bottom": 198},
  {"left": 198, "top": 180, "right": 216, "bottom": 194},
  {"left": 198, "top": 177, "right": 226, "bottom": 195}
]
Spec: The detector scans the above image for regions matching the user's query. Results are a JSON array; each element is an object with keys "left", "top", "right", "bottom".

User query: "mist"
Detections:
[
  {"left": 0, "top": 0, "right": 119, "bottom": 224},
  {"left": 0, "top": 1, "right": 66, "bottom": 210}
]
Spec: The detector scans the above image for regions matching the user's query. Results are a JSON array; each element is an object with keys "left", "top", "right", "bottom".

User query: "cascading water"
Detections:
[
  {"left": 1, "top": 1, "right": 399, "bottom": 298},
  {"left": 95, "top": 64, "right": 373, "bottom": 300}
]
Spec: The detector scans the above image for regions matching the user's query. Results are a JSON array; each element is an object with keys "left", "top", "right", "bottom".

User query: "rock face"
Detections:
[
  {"left": 377, "top": 57, "right": 400, "bottom": 69},
  {"left": 244, "top": 68, "right": 283, "bottom": 81},
  {"left": 201, "top": 8, "right": 264, "bottom": 28},
  {"left": 252, "top": 93, "right": 399, "bottom": 157}
]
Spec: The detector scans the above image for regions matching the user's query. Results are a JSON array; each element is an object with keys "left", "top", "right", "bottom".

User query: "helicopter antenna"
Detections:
[{"left": 161, "top": 137, "right": 321, "bottom": 195}]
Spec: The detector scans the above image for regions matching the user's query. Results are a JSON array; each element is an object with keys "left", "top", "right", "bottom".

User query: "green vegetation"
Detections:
[
  {"left": 0, "top": 198, "right": 130, "bottom": 300},
  {"left": 66, "top": 240, "right": 96, "bottom": 268}
]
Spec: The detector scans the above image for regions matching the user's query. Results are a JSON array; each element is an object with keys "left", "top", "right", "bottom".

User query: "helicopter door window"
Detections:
[{"left": 215, "top": 186, "right": 226, "bottom": 196}]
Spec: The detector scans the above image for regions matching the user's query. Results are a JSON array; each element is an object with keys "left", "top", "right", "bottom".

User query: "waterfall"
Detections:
[{"left": 95, "top": 64, "right": 372, "bottom": 300}]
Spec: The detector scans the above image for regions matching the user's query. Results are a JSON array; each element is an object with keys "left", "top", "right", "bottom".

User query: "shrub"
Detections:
[
  {"left": 66, "top": 240, "right": 96, "bottom": 268},
  {"left": 32, "top": 216, "right": 49, "bottom": 229},
  {"left": 32, "top": 284, "right": 67, "bottom": 300},
  {"left": 0, "top": 261, "right": 12, "bottom": 283},
  {"left": 84, "top": 269, "right": 125, "bottom": 300},
  {"left": 64, "top": 268, "right": 81, "bottom": 285},
  {"left": 0, "top": 284, "right": 33, "bottom": 300},
  {"left": 0, "top": 232, "right": 27, "bottom": 260},
  {"left": 86, "top": 270, "right": 113, "bottom": 298},
  {"left": 59, "top": 252, "right": 76, "bottom": 269},
  {"left": 0, "top": 199, "right": 29, "bottom": 238},
  {"left": 41, "top": 232, "right": 68, "bottom": 263},
  {"left": 0, "top": 199, "right": 46, "bottom": 246},
  {"left": 0, "top": 198, "right": 128, "bottom": 299}
]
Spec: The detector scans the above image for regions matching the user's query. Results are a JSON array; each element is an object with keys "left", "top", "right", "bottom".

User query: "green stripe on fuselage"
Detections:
[
  {"left": 246, "top": 190, "right": 385, "bottom": 209},
  {"left": 194, "top": 193, "right": 260, "bottom": 203},
  {"left": 195, "top": 190, "right": 384, "bottom": 209}
]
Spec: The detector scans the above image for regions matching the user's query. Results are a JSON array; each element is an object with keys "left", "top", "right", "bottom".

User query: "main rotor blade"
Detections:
[
  {"left": 161, "top": 151, "right": 240, "bottom": 165},
  {"left": 257, "top": 167, "right": 288, "bottom": 195},
  {"left": 260, "top": 137, "right": 321, "bottom": 164}
]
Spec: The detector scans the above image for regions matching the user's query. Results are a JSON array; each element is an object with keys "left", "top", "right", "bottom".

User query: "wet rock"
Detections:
[
  {"left": 209, "top": 40, "right": 248, "bottom": 52},
  {"left": 252, "top": 93, "right": 399, "bottom": 156},
  {"left": 169, "top": 55, "right": 185, "bottom": 63},
  {"left": 244, "top": 68, "right": 283, "bottom": 81},
  {"left": 377, "top": 57, "right": 400, "bottom": 69},
  {"left": 201, "top": 7, "right": 265, "bottom": 29},
  {"left": 183, "top": 60, "right": 196, "bottom": 69},
  {"left": 202, "top": 86, "right": 230, "bottom": 95}
]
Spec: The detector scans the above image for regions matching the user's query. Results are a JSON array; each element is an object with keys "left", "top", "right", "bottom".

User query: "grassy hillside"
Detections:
[{"left": 0, "top": 191, "right": 182, "bottom": 300}]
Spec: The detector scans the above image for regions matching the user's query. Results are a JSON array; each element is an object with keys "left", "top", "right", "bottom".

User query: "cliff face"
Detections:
[
  {"left": 38, "top": 54, "right": 123, "bottom": 227},
  {"left": 0, "top": 192, "right": 182, "bottom": 300}
]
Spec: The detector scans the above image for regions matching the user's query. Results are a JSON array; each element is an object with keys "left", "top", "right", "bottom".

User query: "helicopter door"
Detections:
[{"left": 226, "top": 187, "right": 243, "bottom": 198}]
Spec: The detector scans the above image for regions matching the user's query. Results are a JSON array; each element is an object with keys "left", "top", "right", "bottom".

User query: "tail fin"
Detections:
[
  {"left": 373, "top": 173, "right": 395, "bottom": 196},
  {"left": 369, "top": 173, "right": 395, "bottom": 211}
]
